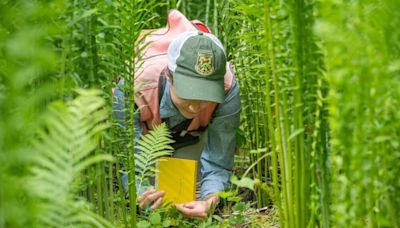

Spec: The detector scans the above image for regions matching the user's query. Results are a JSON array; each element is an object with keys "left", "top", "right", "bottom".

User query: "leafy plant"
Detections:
[
  {"left": 56, "top": 0, "right": 166, "bottom": 225},
  {"left": 135, "top": 123, "right": 175, "bottom": 191},
  {"left": 30, "top": 89, "right": 113, "bottom": 227},
  {"left": 229, "top": 0, "right": 328, "bottom": 227},
  {"left": 113, "top": 1, "right": 165, "bottom": 225},
  {"left": 317, "top": 0, "right": 400, "bottom": 226},
  {"left": 2, "top": 0, "right": 399, "bottom": 227},
  {"left": 0, "top": 0, "right": 67, "bottom": 226}
]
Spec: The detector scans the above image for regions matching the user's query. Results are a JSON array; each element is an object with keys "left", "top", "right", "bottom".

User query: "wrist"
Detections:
[{"left": 204, "top": 194, "right": 220, "bottom": 209}]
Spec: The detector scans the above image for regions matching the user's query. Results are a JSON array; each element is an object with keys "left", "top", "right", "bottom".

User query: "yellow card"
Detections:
[{"left": 156, "top": 157, "right": 197, "bottom": 204}]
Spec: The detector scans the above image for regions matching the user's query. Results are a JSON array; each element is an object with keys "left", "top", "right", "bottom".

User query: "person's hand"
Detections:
[
  {"left": 137, "top": 187, "right": 165, "bottom": 210},
  {"left": 175, "top": 195, "right": 219, "bottom": 219}
]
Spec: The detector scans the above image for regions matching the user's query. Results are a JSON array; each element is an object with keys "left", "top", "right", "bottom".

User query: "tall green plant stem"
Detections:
[
  {"left": 119, "top": 0, "right": 139, "bottom": 225},
  {"left": 205, "top": 0, "right": 210, "bottom": 25},
  {"left": 263, "top": 0, "right": 285, "bottom": 224},
  {"left": 88, "top": 0, "right": 98, "bottom": 86},
  {"left": 213, "top": 0, "right": 218, "bottom": 37},
  {"left": 289, "top": 0, "right": 306, "bottom": 226}
]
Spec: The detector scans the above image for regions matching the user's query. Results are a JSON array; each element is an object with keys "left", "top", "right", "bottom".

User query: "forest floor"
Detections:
[
  {"left": 215, "top": 205, "right": 280, "bottom": 227},
  {"left": 112, "top": 186, "right": 280, "bottom": 227}
]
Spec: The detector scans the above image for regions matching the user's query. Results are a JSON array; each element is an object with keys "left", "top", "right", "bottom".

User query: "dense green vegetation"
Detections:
[{"left": 0, "top": 0, "right": 399, "bottom": 227}]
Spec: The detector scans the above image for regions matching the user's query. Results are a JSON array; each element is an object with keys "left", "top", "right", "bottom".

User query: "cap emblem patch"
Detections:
[{"left": 195, "top": 51, "right": 214, "bottom": 76}]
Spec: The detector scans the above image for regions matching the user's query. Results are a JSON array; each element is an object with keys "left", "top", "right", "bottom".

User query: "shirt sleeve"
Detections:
[{"left": 200, "top": 78, "right": 241, "bottom": 199}]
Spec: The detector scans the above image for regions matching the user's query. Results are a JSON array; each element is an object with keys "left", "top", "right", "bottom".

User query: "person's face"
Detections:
[{"left": 170, "top": 84, "right": 215, "bottom": 119}]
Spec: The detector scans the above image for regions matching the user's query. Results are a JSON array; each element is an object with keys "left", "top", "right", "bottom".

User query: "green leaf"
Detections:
[
  {"left": 233, "top": 202, "right": 246, "bottom": 212},
  {"left": 212, "top": 215, "right": 223, "bottom": 223},
  {"left": 218, "top": 191, "right": 234, "bottom": 199},
  {"left": 227, "top": 196, "right": 242, "bottom": 202},
  {"left": 249, "top": 147, "right": 268, "bottom": 154},
  {"left": 137, "top": 220, "right": 151, "bottom": 228},
  {"left": 30, "top": 89, "right": 113, "bottom": 227},
  {"left": 69, "top": 9, "right": 98, "bottom": 26},
  {"left": 162, "top": 219, "right": 171, "bottom": 227},
  {"left": 288, "top": 128, "right": 304, "bottom": 142},
  {"left": 135, "top": 123, "right": 174, "bottom": 186},
  {"left": 149, "top": 212, "right": 161, "bottom": 225},
  {"left": 230, "top": 175, "right": 254, "bottom": 191}
]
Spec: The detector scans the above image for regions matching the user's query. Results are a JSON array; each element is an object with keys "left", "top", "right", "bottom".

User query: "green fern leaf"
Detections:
[
  {"left": 30, "top": 89, "right": 113, "bottom": 228},
  {"left": 134, "top": 123, "right": 174, "bottom": 190}
]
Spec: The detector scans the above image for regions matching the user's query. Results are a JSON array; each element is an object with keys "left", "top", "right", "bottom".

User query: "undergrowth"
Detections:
[{"left": 1, "top": 0, "right": 399, "bottom": 227}]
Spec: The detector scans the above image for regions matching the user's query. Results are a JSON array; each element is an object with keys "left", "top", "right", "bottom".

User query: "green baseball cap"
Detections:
[{"left": 167, "top": 31, "right": 227, "bottom": 103}]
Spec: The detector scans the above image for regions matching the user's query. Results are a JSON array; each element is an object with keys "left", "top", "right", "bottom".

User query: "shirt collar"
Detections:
[{"left": 159, "top": 80, "right": 181, "bottom": 119}]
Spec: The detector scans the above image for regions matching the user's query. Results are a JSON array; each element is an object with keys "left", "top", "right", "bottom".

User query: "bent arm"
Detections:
[{"left": 200, "top": 79, "right": 241, "bottom": 199}]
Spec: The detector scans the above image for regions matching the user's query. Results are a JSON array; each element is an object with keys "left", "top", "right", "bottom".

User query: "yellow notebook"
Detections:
[{"left": 156, "top": 157, "right": 197, "bottom": 204}]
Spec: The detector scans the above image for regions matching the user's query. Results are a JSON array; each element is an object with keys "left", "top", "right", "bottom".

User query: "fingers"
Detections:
[
  {"left": 176, "top": 201, "right": 207, "bottom": 219},
  {"left": 138, "top": 189, "right": 165, "bottom": 209},
  {"left": 137, "top": 187, "right": 155, "bottom": 203},
  {"left": 151, "top": 197, "right": 163, "bottom": 209},
  {"left": 175, "top": 203, "right": 185, "bottom": 210},
  {"left": 147, "top": 191, "right": 165, "bottom": 203},
  {"left": 178, "top": 207, "right": 207, "bottom": 219},
  {"left": 181, "top": 202, "right": 196, "bottom": 209}
]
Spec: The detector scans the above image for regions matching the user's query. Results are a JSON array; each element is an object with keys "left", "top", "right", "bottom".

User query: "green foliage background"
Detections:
[
  {"left": 0, "top": 0, "right": 399, "bottom": 227},
  {"left": 317, "top": 0, "right": 400, "bottom": 226}
]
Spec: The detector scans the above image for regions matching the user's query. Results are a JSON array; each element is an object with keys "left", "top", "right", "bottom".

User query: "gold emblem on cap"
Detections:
[{"left": 195, "top": 52, "right": 214, "bottom": 76}]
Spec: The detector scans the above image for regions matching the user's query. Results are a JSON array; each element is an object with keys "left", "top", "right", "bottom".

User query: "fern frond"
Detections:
[
  {"left": 30, "top": 89, "right": 113, "bottom": 228},
  {"left": 134, "top": 123, "right": 174, "bottom": 190}
]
